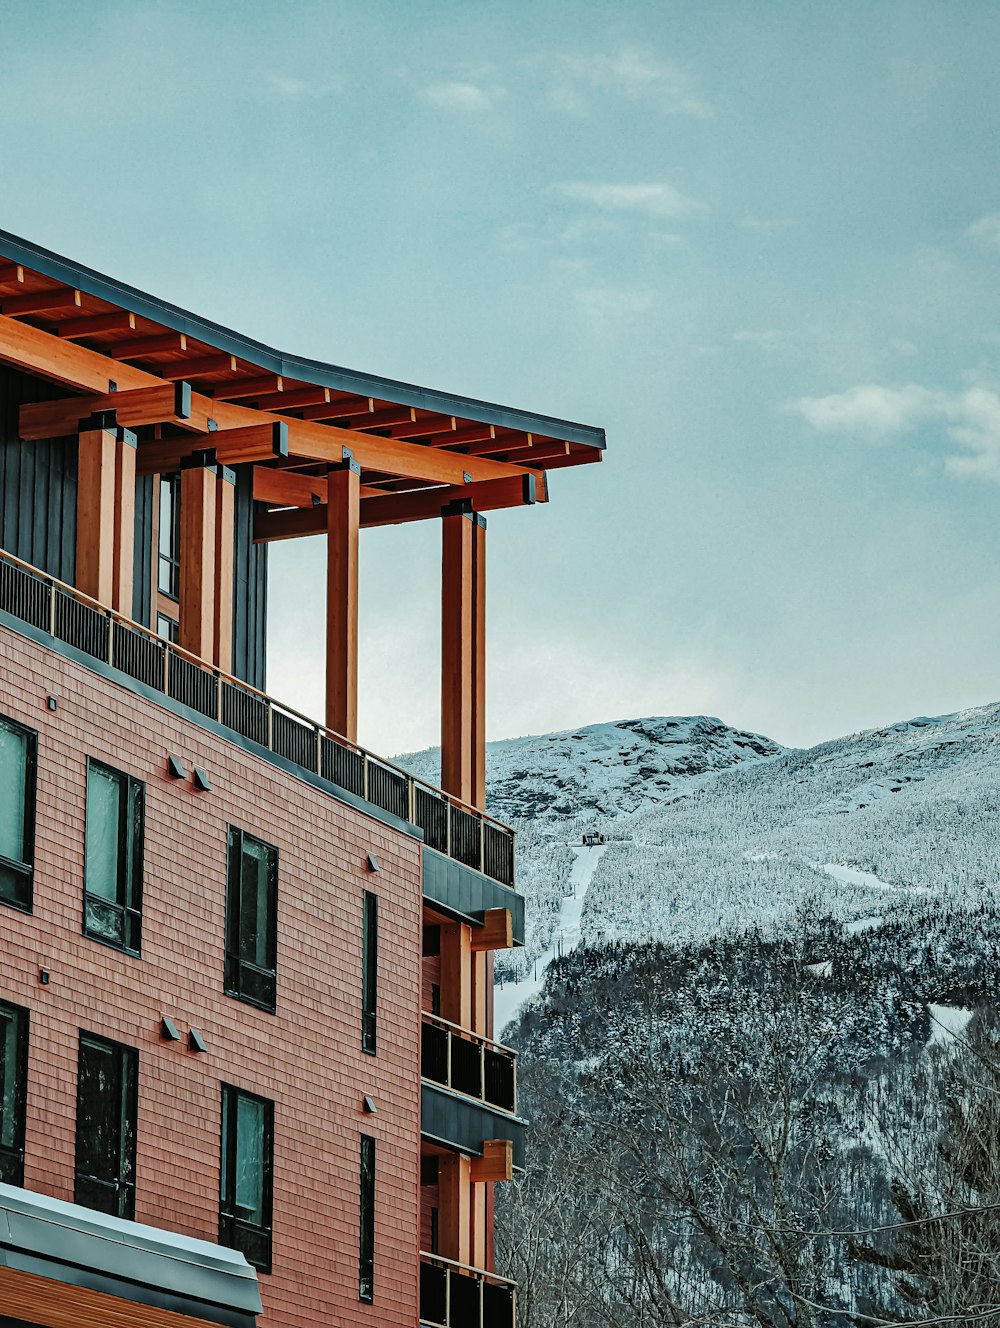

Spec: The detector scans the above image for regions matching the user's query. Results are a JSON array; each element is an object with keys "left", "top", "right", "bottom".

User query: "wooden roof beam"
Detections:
[
  {"left": 110, "top": 332, "right": 187, "bottom": 359},
  {"left": 59, "top": 311, "right": 137, "bottom": 340},
  {"left": 212, "top": 375, "right": 283, "bottom": 401},
  {"left": 385, "top": 413, "right": 456, "bottom": 440},
  {"left": 19, "top": 381, "right": 209, "bottom": 440},
  {"left": 161, "top": 353, "right": 238, "bottom": 380},
  {"left": 136, "top": 421, "right": 290, "bottom": 476},
  {"left": 2, "top": 287, "right": 82, "bottom": 317},
  {"left": 350, "top": 405, "right": 416, "bottom": 430},
  {"left": 300, "top": 394, "right": 373, "bottom": 420},
  {"left": 257, "top": 386, "right": 330, "bottom": 410},
  {"left": 253, "top": 472, "right": 544, "bottom": 541},
  {"left": 0, "top": 263, "right": 25, "bottom": 289},
  {"left": 252, "top": 465, "right": 329, "bottom": 507}
]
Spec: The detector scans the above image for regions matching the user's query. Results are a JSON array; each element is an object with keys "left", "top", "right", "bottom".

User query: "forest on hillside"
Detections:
[{"left": 497, "top": 901, "right": 1000, "bottom": 1326}]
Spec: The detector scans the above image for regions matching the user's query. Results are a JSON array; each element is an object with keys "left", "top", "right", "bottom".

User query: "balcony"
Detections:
[
  {"left": 0, "top": 547, "right": 515, "bottom": 887},
  {"left": 420, "top": 1016, "right": 526, "bottom": 1169},
  {"left": 420, "top": 1254, "right": 515, "bottom": 1328},
  {"left": 422, "top": 1015, "right": 517, "bottom": 1115}
]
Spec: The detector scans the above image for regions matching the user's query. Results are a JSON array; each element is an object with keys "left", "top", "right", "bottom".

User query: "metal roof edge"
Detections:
[{"left": 0, "top": 227, "right": 606, "bottom": 450}]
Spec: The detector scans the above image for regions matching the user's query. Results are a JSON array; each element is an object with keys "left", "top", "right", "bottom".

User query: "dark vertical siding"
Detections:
[
  {"left": 0, "top": 365, "right": 77, "bottom": 582},
  {"left": 232, "top": 465, "right": 267, "bottom": 689},
  {"left": 132, "top": 473, "right": 154, "bottom": 626}
]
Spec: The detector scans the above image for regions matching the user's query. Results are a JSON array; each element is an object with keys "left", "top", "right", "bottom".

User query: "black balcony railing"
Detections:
[
  {"left": 420, "top": 1254, "right": 515, "bottom": 1328},
  {"left": 0, "top": 548, "right": 516, "bottom": 887},
  {"left": 421, "top": 1015, "right": 517, "bottom": 1115}
]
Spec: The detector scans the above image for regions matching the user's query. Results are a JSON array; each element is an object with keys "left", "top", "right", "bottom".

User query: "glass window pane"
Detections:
[
  {"left": 86, "top": 766, "right": 121, "bottom": 904},
  {"left": 0, "top": 1008, "right": 19, "bottom": 1150},
  {"left": 235, "top": 1095, "right": 265, "bottom": 1221},
  {"left": 84, "top": 897, "right": 125, "bottom": 946},
  {"left": 158, "top": 478, "right": 175, "bottom": 558},
  {"left": 0, "top": 722, "right": 27, "bottom": 864},
  {"left": 240, "top": 839, "right": 273, "bottom": 969},
  {"left": 76, "top": 1038, "right": 118, "bottom": 1182},
  {"left": 0, "top": 863, "right": 30, "bottom": 911}
]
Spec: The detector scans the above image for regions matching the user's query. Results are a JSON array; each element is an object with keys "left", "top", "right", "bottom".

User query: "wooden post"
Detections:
[
  {"left": 179, "top": 461, "right": 217, "bottom": 661},
  {"left": 214, "top": 466, "right": 235, "bottom": 673},
  {"left": 438, "top": 1154, "right": 472, "bottom": 1265},
  {"left": 439, "top": 921, "right": 472, "bottom": 1031},
  {"left": 110, "top": 428, "right": 136, "bottom": 615},
  {"left": 77, "top": 418, "right": 136, "bottom": 609},
  {"left": 441, "top": 508, "right": 486, "bottom": 808},
  {"left": 326, "top": 460, "right": 360, "bottom": 742}
]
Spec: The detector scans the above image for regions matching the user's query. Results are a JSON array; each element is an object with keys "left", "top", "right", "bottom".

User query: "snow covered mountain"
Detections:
[{"left": 398, "top": 713, "right": 783, "bottom": 824}]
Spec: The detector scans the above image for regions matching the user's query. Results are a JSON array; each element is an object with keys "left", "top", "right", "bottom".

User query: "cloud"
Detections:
[
  {"left": 787, "top": 382, "right": 1000, "bottom": 482},
  {"left": 967, "top": 212, "right": 1000, "bottom": 248},
  {"left": 421, "top": 81, "right": 498, "bottom": 112},
  {"left": 556, "top": 181, "right": 705, "bottom": 219},
  {"left": 554, "top": 48, "right": 711, "bottom": 117}
]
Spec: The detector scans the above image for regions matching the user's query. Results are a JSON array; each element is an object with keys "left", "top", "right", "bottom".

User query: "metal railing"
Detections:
[
  {"left": 420, "top": 1253, "right": 515, "bottom": 1328},
  {"left": 421, "top": 1013, "right": 517, "bottom": 1115},
  {"left": 0, "top": 547, "right": 516, "bottom": 887}
]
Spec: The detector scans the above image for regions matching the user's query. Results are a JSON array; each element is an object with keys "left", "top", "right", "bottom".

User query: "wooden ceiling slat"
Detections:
[
  {"left": 260, "top": 386, "right": 331, "bottom": 410},
  {"left": 0, "top": 262, "right": 25, "bottom": 289},
  {"left": 300, "top": 394, "right": 373, "bottom": 420},
  {"left": 350, "top": 405, "right": 416, "bottom": 429},
  {"left": 385, "top": 413, "right": 456, "bottom": 440}
]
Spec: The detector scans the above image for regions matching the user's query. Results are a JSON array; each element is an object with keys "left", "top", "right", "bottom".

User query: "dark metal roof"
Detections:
[
  {"left": 0, "top": 227, "right": 606, "bottom": 450},
  {"left": 0, "top": 1183, "right": 262, "bottom": 1327}
]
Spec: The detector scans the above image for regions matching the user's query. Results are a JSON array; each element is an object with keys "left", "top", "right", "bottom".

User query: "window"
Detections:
[
  {"left": 157, "top": 474, "right": 181, "bottom": 599},
  {"left": 359, "top": 1134, "right": 375, "bottom": 1302},
  {"left": 74, "top": 1033, "right": 138, "bottom": 1219},
  {"left": 84, "top": 760, "right": 144, "bottom": 954},
  {"left": 362, "top": 891, "right": 377, "bottom": 1054},
  {"left": 225, "top": 828, "right": 278, "bottom": 1013},
  {"left": 0, "top": 1001, "right": 28, "bottom": 1185},
  {"left": 0, "top": 715, "right": 37, "bottom": 912},
  {"left": 156, "top": 612, "right": 178, "bottom": 644},
  {"left": 220, "top": 1085, "right": 273, "bottom": 1272}
]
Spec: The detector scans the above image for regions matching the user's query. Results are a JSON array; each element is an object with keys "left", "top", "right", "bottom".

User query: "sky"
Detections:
[{"left": 3, "top": 0, "right": 1000, "bottom": 755}]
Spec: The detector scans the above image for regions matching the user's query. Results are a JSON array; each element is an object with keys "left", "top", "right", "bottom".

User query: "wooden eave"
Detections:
[{"left": 0, "top": 228, "right": 605, "bottom": 529}]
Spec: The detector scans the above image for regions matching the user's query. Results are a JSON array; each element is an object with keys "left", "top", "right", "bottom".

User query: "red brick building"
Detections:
[{"left": 0, "top": 231, "right": 604, "bottom": 1328}]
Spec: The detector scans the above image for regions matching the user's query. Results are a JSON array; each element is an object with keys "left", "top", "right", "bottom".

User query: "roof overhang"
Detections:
[
  {"left": 0, "top": 228, "right": 605, "bottom": 532},
  {"left": 0, "top": 1184, "right": 262, "bottom": 1328}
]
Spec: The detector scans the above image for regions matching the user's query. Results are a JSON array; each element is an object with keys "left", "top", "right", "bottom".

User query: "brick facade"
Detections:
[{"left": 0, "top": 622, "right": 422, "bottom": 1328}]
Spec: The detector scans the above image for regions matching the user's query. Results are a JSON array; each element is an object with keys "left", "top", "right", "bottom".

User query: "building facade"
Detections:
[{"left": 0, "top": 230, "right": 604, "bottom": 1328}]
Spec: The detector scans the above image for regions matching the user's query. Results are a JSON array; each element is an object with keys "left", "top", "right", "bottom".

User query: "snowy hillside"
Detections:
[{"left": 397, "top": 714, "right": 784, "bottom": 824}]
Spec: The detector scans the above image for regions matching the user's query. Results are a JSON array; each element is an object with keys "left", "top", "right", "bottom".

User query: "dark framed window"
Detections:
[
  {"left": 362, "top": 891, "right": 377, "bottom": 1054},
  {"left": 84, "top": 759, "right": 144, "bottom": 955},
  {"left": 220, "top": 1084, "right": 273, "bottom": 1273},
  {"left": 74, "top": 1032, "right": 137, "bottom": 1219},
  {"left": 157, "top": 474, "right": 181, "bottom": 599},
  {"left": 0, "top": 714, "right": 37, "bottom": 913},
  {"left": 225, "top": 827, "right": 278, "bottom": 1013},
  {"left": 0, "top": 1001, "right": 28, "bottom": 1185},
  {"left": 359, "top": 1134, "right": 375, "bottom": 1302},
  {"left": 155, "top": 612, "right": 178, "bottom": 644}
]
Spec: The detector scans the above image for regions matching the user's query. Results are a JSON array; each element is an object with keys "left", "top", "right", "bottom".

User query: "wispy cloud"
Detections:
[
  {"left": 421, "top": 81, "right": 499, "bottom": 112},
  {"left": 967, "top": 212, "right": 1000, "bottom": 247},
  {"left": 553, "top": 48, "right": 711, "bottom": 117},
  {"left": 787, "top": 383, "right": 1000, "bottom": 482},
  {"left": 556, "top": 181, "right": 705, "bottom": 219}
]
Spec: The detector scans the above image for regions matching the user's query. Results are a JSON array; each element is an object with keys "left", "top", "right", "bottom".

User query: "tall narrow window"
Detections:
[
  {"left": 362, "top": 891, "right": 377, "bottom": 1054},
  {"left": 225, "top": 828, "right": 278, "bottom": 1013},
  {"left": 0, "top": 1001, "right": 28, "bottom": 1185},
  {"left": 359, "top": 1134, "right": 375, "bottom": 1303},
  {"left": 74, "top": 1033, "right": 138, "bottom": 1219},
  {"left": 0, "top": 715, "right": 37, "bottom": 913},
  {"left": 84, "top": 760, "right": 144, "bottom": 955},
  {"left": 220, "top": 1084, "right": 273, "bottom": 1272},
  {"left": 157, "top": 474, "right": 181, "bottom": 598}
]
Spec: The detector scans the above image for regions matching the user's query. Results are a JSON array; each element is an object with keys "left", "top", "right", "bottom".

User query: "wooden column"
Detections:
[
  {"left": 441, "top": 508, "right": 486, "bottom": 808},
  {"left": 439, "top": 921, "right": 472, "bottom": 1030},
  {"left": 179, "top": 461, "right": 217, "bottom": 661},
  {"left": 214, "top": 466, "right": 235, "bottom": 673},
  {"left": 438, "top": 1154, "right": 472, "bottom": 1265},
  {"left": 326, "top": 460, "right": 360, "bottom": 741},
  {"left": 76, "top": 418, "right": 136, "bottom": 611}
]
